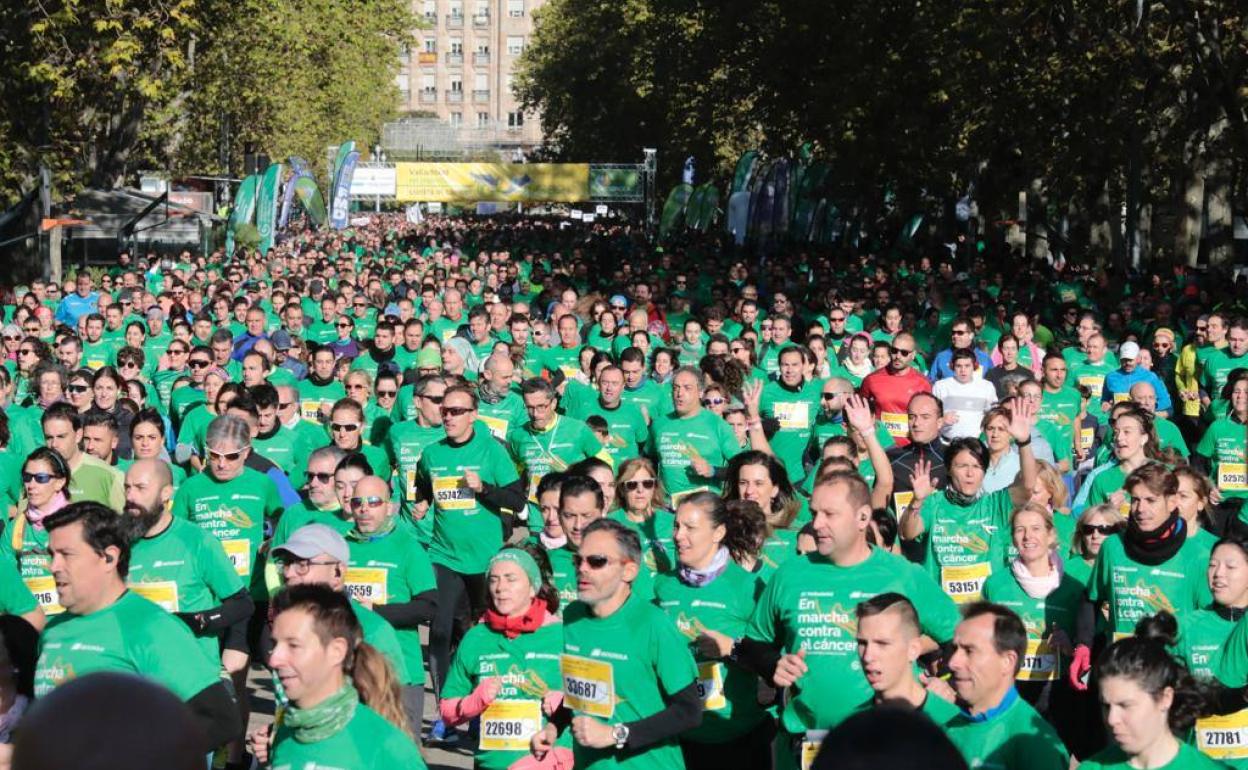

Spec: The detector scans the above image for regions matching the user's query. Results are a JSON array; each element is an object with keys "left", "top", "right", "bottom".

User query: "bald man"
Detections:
[{"left": 124, "top": 459, "right": 254, "bottom": 664}]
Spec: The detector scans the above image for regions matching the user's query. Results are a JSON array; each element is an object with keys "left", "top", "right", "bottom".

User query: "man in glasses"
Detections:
[
  {"left": 270, "top": 446, "right": 351, "bottom": 559},
  {"left": 510, "top": 377, "right": 608, "bottom": 520},
  {"left": 858, "top": 332, "right": 932, "bottom": 446},
  {"left": 760, "top": 346, "right": 825, "bottom": 484},
  {"left": 342, "top": 476, "right": 438, "bottom": 738},
  {"left": 275, "top": 384, "right": 325, "bottom": 457},
  {"left": 532, "top": 517, "right": 699, "bottom": 768},
  {"left": 123, "top": 459, "right": 252, "bottom": 667},
  {"left": 411, "top": 385, "right": 525, "bottom": 740},
  {"left": 386, "top": 375, "right": 447, "bottom": 544},
  {"left": 927, "top": 317, "right": 993, "bottom": 382}
]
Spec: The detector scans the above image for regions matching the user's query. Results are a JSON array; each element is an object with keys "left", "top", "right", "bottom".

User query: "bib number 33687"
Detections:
[{"left": 560, "top": 653, "right": 614, "bottom": 719}]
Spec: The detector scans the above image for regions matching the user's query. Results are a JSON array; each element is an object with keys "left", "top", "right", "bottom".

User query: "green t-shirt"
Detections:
[
  {"left": 68, "top": 455, "right": 124, "bottom": 511},
  {"left": 1089, "top": 533, "right": 1212, "bottom": 640},
  {"left": 1070, "top": 359, "right": 1116, "bottom": 414},
  {"left": 561, "top": 591, "right": 698, "bottom": 770},
  {"left": 649, "top": 410, "right": 739, "bottom": 502},
  {"left": 1197, "top": 416, "right": 1248, "bottom": 500},
  {"left": 1038, "top": 385, "right": 1082, "bottom": 443},
  {"left": 540, "top": 345, "right": 585, "bottom": 380},
  {"left": 945, "top": 691, "right": 1069, "bottom": 770},
  {"left": 129, "top": 516, "right": 244, "bottom": 662},
  {"left": 270, "top": 702, "right": 426, "bottom": 770},
  {"left": 441, "top": 620, "right": 568, "bottom": 769},
  {"left": 745, "top": 548, "right": 959, "bottom": 733},
  {"left": 476, "top": 391, "right": 528, "bottom": 443},
  {"left": 253, "top": 429, "right": 305, "bottom": 486},
  {"left": 760, "top": 379, "right": 825, "bottom": 484},
  {"left": 171, "top": 467, "right": 285, "bottom": 599},
  {"left": 1201, "top": 349, "right": 1248, "bottom": 399},
  {"left": 385, "top": 421, "right": 445, "bottom": 543},
  {"left": 849, "top": 690, "right": 959, "bottom": 726},
  {"left": 566, "top": 398, "right": 650, "bottom": 467},
  {"left": 916, "top": 489, "right": 1014, "bottom": 605},
  {"left": 620, "top": 380, "right": 673, "bottom": 421},
  {"left": 1077, "top": 742, "right": 1223, "bottom": 770},
  {"left": 0, "top": 514, "right": 58, "bottom": 616},
  {"left": 0, "top": 552, "right": 37, "bottom": 616},
  {"left": 756, "top": 527, "right": 800, "bottom": 583},
  {"left": 295, "top": 380, "right": 347, "bottom": 423},
  {"left": 416, "top": 428, "right": 521, "bottom": 574},
  {"left": 980, "top": 571, "right": 1084, "bottom": 682},
  {"left": 653, "top": 563, "right": 768, "bottom": 743},
  {"left": 607, "top": 510, "right": 674, "bottom": 577},
  {"left": 176, "top": 404, "right": 215, "bottom": 457},
  {"left": 353, "top": 599, "right": 412, "bottom": 685},
  {"left": 271, "top": 501, "right": 353, "bottom": 556},
  {"left": 345, "top": 522, "right": 437, "bottom": 683},
  {"left": 508, "top": 415, "right": 604, "bottom": 507},
  {"left": 34, "top": 590, "right": 221, "bottom": 700}
]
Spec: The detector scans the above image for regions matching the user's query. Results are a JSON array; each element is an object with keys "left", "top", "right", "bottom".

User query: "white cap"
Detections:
[{"left": 1119, "top": 341, "right": 1140, "bottom": 360}]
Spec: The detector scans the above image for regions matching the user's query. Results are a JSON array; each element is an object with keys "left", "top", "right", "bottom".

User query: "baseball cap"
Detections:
[
  {"left": 270, "top": 330, "right": 293, "bottom": 351},
  {"left": 1119, "top": 341, "right": 1140, "bottom": 360},
  {"left": 416, "top": 348, "right": 442, "bottom": 369},
  {"left": 273, "top": 524, "right": 349, "bottom": 565}
]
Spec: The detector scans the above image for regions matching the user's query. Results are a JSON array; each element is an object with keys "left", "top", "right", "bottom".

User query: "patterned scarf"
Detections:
[{"left": 283, "top": 682, "right": 358, "bottom": 743}]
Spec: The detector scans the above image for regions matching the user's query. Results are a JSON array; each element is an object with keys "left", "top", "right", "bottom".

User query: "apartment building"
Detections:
[{"left": 395, "top": 0, "right": 544, "bottom": 152}]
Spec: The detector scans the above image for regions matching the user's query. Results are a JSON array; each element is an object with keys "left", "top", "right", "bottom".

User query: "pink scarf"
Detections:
[{"left": 27, "top": 492, "right": 69, "bottom": 530}]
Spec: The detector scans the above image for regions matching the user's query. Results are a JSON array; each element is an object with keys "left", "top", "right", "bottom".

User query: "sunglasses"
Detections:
[
  {"left": 623, "top": 479, "right": 656, "bottom": 491},
  {"left": 821, "top": 392, "right": 850, "bottom": 400},
  {"left": 890, "top": 347, "right": 915, "bottom": 356},
  {"left": 119, "top": 360, "right": 140, "bottom": 368},
  {"left": 421, "top": 394, "right": 444, "bottom": 403},
  {"left": 1080, "top": 523, "right": 1122, "bottom": 536},
  {"left": 22, "top": 472, "right": 57, "bottom": 484},
  {"left": 169, "top": 348, "right": 188, "bottom": 355},
  {"left": 66, "top": 384, "right": 90, "bottom": 394},
  {"left": 307, "top": 472, "right": 334, "bottom": 484},
  {"left": 3, "top": 335, "right": 20, "bottom": 341},
  {"left": 190, "top": 359, "right": 211, "bottom": 368},
  {"left": 573, "top": 554, "right": 615, "bottom": 570},
  {"left": 336, "top": 323, "right": 352, "bottom": 328},
  {"left": 18, "top": 348, "right": 35, "bottom": 356},
  {"left": 350, "top": 495, "right": 385, "bottom": 508},
  {"left": 330, "top": 423, "right": 360, "bottom": 432},
  {"left": 278, "top": 401, "right": 294, "bottom": 409},
  {"left": 208, "top": 449, "right": 245, "bottom": 462},
  {"left": 376, "top": 390, "right": 398, "bottom": 398},
  {"left": 440, "top": 406, "right": 473, "bottom": 417},
  {"left": 702, "top": 398, "right": 725, "bottom": 406}
]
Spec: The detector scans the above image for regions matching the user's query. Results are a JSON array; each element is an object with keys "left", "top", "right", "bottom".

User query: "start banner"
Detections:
[{"left": 394, "top": 162, "right": 589, "bottom": 202}]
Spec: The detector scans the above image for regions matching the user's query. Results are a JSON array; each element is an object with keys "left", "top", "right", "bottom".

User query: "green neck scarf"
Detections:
[
  {"left": 283, "top": 681, "right": 358, "bottom": 743},
  {"left": 348, "top": 515, "right": 397, "bottom": 542}
]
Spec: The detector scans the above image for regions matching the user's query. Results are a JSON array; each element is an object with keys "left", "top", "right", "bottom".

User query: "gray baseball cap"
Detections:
[{"left": 272, "top": 524, "right": 349, "bottom": 564}]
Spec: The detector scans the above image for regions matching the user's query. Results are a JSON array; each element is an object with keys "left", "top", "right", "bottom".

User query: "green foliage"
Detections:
[
  {"left": 0, "top": 0, "right": 416, "bottom": 207},
  {"left": 233, "top": 222, "right": 261, "bottom": 250}
]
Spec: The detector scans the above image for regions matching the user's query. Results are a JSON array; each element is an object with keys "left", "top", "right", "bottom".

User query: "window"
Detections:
[
  {"left": 450, "top": 38, "right": 463, "bottom": 54},
  {"left": 474, "top": 1, "right": 489, "bottom": 15},
  {"left": 507, "top": 111, "right": 524, "bottom": 128},
  {"left": 449, "top": 112, "right": 463, "bottom": 127},
  {"left": 477, "top": 111, "right": 490, "bottom": 127},
  {"left": 508, "top": 0, "right": 524, "bottom": 16},
  {"left": 474, "top": 73, "right": 488, "bottom": 90},
  {"left": 396, "top": 73, "right": 410, "bottom": 91},
  {"left": 448, "top": 1, "right": 463, "bottom": 16},
  {"left": 506, "top": 36, "right": 525, "bottom": 55},
  {"left": 422, "top": 0, "right": 435, "bottom": 16},
  {"left": 475, "top": 42, "right": 490, "bottom": 54},
  {"left": 423, "top": 38, "right": 437, "bottom": 53},
  {"left": 398, "top": 43, "right": 410, "bottom": 63},
  {"left": 450, "top": 79, "right": 463, "bottom": 92},
  {"left": 421, "top": 74, "right": 436, "bottom": 91}
]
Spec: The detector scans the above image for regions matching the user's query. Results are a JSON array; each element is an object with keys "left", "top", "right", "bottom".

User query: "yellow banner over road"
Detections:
[{"left": 394, "top": 162, "right": 589, "bottom": 202}]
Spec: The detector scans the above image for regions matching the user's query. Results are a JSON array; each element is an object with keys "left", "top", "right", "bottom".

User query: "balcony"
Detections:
[
  {"left": 417, "top": 51, "right": 438, "bottom": 65},
  {"left": 472, "top": 51, "right": 491, "bottom": 65},
  {"left": 446, "top": 90, "right": 464, "bottom": 103},
  {"left": 445, "top": 52, "right": 464, "bottom": 65},
  {"left": 472, "top": 13, "right": 490, "bottom": 26},
  {"left": 419, "top": 89, "right": 437, "bottom": 103},
  {"left": 446, "top": 13, "right": 463, "bottom": 27},
  {"left": 472, "top": 89, "right": 490, "bottom": 103},
  {"left": 422, "top": 12, "right": 436, "bottom": 24}
]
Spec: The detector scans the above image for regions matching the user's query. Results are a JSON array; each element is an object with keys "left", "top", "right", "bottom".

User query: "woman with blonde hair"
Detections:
[
  {"left": 1010, "top": 459, "right": 1075, "bottom": 552},
  {"left": 610, "top": 457, "right": 675, "bottom": 575}
]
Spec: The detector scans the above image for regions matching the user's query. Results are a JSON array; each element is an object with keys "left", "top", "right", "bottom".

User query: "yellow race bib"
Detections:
[
  {"left": 1017, "top": 638, "right": 1058, "bottom": 682},
  {"left": 24, "top": 575, "right": 64, "bottom": 615},
  {"left": 893, "top": 491, "right": 915, "bottom": 515},
  {"left": 773, "top": 401, "right": 810, "bottom": 431},
  {"left": 1197, "top": 711, "right": 1248, "bottom": 759},
  {"left": 433, "top": 476, "right": 476, "bottom": 511},
  {"left": 941, "top": 562, "right": 992, "bottom": 604},
  {"left": 696, "top": 662, "right": 727, "bottom": 711},
  {"left": 130, "top": 580, "right": 180, "bottom": 612},
  {"left": 478, "top": 414, "right": 509, "bottom": 441},
  {"left": 345, "top": 567, "right": 389, "bottom": 605},
  {"left": 561, "top": 654, "right": 614, "bottom": 718},
  {"left": 1219, "top": 463, "right": 1248, "bottom": 492},
  {"left": 222, "top": 538, "right": 252, "bottom": 577},
  {"left": 880, "top": 412, "right": 908, "bottom": 438},
  {"left": 479, "top": 700, "right": 542, "bottom": 751}
]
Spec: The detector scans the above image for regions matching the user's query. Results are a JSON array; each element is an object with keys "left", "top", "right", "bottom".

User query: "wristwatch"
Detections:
[{"left": 612, "top": 723, "right": 630, "bottom": 750}]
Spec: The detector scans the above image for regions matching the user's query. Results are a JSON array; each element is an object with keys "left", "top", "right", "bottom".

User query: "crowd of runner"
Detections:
[{"left": 0, "top": 213, "right": 1246, "bottom": 768}]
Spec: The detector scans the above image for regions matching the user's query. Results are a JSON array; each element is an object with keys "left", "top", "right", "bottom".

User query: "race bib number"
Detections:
[
  {"left": 940, "top": 562, "right": 992, "bottom": 604},
  {"left": 1112, "top": 392, "right": 1131, "bottom": 403},
  {"left": 1079, "top": 427, "right": 1095, "bottom": 452},
  {"left": 1078, "top": 375, "right": 1105, "bottom": 398},
  {"left": 800, "top": 730, "right": 828, "bottom": 770},
  {"left": 404, "top": 468, "right": 419, "bottom": 502},
  {"left": 1197, "top": 711, "right": 1248, "bottom": 759},
  {"left": 1017, "top": 638, "right": 1058, "bottom": 682},
  {"left": 479, "top": 414, "right": 509, "bottom": 441},
  {"left": 561, "top": 654, "right": 614, "bottom": 718},
  {"left": 130, "top": 580, "right": 180, "bottom": 612},
  {"left": 892, "top": 491, "right": 915, "bottom": 515},
  {"left": 345, "top": 567, "right": 389, "bottom": 605},
  {"left": 434, "top": 476, "right": 476, "bottom": 511},
  {"left": 222, "top": 538, "right": 252, "bottom": 577},
  {"left": 1219, "top": 463, "right": 1248, "bottom": 492},
  {"left": 773, "top": 401, "right": 810, "bottom": 431},
  {"left": 880, "top": 412, "right": 908, "bottom": 438},
  {"left": 299, "top": 400, "right": 324, "bottom": 421},
  {"left": 696, "top": 662, "right": 726, "bottom": 711},
  {"left": 559, "top": 365, "right": 583, "bottom": 382},
  {"left": 479, "top": 700, "right": 541, "bottom": 751},
  {"left": 24, "top": 576, "right": 64, "bottom": 615}
]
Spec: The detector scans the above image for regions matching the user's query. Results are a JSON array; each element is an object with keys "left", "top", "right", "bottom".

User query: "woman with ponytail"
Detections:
[
  {"left": 261, "top": 583, "right": 425, "bottom": 768},
  {"left": 653, "top": 491, "right": 771, "bottom": 769},
  {"left": 1079, "top": 612, "right": 1220, "bottom": 769},
  {"left": 439, "top": 544, "right": 570, "bottom": 769}
]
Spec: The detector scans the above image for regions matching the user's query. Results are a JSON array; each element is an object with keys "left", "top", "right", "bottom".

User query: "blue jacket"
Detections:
[{"left": 1101, "top": 368, "right": 1173, "bottom": 413}]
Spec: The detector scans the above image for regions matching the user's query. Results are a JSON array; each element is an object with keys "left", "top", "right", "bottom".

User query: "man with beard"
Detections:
[{"left": 123, "top": 458, "right": 254, "bottom": 665}]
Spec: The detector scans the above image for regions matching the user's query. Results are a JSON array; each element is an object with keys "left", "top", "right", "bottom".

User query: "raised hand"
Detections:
[
  {"left": 843, "top": 394, "right": 876, "bottom": 435},
  {"left": 910, "top": 456, "right": 935, "bottom": 502},
  {"left": 1007, "top": 397, "right": 1036, "bottom": 443}
]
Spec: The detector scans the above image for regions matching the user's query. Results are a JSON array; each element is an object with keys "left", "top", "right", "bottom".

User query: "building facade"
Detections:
[{"left": 395, "top": 0, "right": 544, "bottom": 153}]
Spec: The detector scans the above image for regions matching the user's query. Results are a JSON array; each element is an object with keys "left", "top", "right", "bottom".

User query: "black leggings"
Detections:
[
  {"left": 680, "top": 717, "right": 775, "bottom": 770},
  {"left": 429, "top": 565, "right": 488, "bottom": 702}
]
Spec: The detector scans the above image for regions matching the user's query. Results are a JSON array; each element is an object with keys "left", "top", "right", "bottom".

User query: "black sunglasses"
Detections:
[
  {"left": 1080, "top": 523, "right": 1123, "bottom": 536},
  {"left": 623, "top": 479, "right": 655, "bottom": 491},
  {"left": 22, "top": 472, "right": 58, "bottom": 484},
  {"left": 440, "top": 406, "right": 472, "bottom": 417},
  {"left": 890, "top": 347, "right": 915, "bottom": 356},
  {"left": 306, "top": 472, "right": 334, "bottom": 484},
  {"left": 573, "top": 554, "right": 612, "bottom": 570}
]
